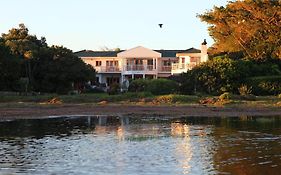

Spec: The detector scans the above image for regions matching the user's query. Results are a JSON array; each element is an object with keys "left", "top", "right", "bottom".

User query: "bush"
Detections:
[
  {"left": 147, "top": 79, "right": 178, "bottom": 95},
  {"left": 238, "top": 84, "right": 252, "bottom": 96},
  {"left": 128, "top": 79, "right": 149, "bottom": 92},
  {"left": 219, "top": 92, "right": 231, "bottom": 100},
  {"left": 107, "top": 83, "right": 120, "bottom": 95},
  {"left": 129, "top": 78, "right": 178, "bottom": 95},
  {"left": 246, "top": 76, "right": 281, "bottom": 95},
  {"left": 174, "top": 56, "right": 249, "bottom": 95},
  {"left": 152, "top": 94, "right": 199, "bottom": 104},
  {"left": 152, "top": 95, "right": 174, "bottom": 104},
  {"left": 173, "top": 56, "right": 281, "bottom": 95}
]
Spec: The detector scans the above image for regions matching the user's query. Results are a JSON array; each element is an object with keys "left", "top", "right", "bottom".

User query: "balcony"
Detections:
[
  {"left": 125, "top": 65, "right": 155, "bottom": 72},
  {"left": 171, "top": 63, "right": 197, "bottom": 74},
  {"left": 96, "top": 66, "right": 121, "bottom": 73},
  {"left": 160, "top": 66, "right": 172, "bottom": 72}
]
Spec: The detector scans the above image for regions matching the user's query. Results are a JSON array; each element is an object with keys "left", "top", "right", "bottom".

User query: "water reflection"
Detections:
[{"left": 0, "top": 116, "right": 281, "bottom": 174}]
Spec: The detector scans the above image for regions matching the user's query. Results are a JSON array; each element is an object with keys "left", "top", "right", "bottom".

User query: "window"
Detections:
[
  {"left": 163, "top": 60, "right": 171, "bottom": 66},
  {"left": 181, "top": 57, "right": 185, "bottom": 63},
  {"left": 96, "top": 61, "right": 102, "bottom": 66},
  {"left": 147, "top": 59, "right": 153, "bottom": 65},
  {"left": 106, "top": 61, "right": 118, "bottom": 66},
  {"left": 190, "top": 57, "right": 200, "bottom": 63}
]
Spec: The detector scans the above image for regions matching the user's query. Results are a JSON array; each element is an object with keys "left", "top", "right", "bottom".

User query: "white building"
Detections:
[{"left": 75, "top": 40, "right": 208, "bottom": 87}]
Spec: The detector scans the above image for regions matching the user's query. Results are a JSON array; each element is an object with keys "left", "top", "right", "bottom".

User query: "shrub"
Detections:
[
  {"left": 173, "top": 56, "right": 281, "bottom": 95},
  {"left": 147, "top": 79, "right": 178, "bottom": 95},
  {"left": 246, "top": 76, "right": 281, "bottom": 95},
  {"left": 152, "top": 95, "right": 174, "bottom": 104},
  {"left": 219, "top": 92, "right": 231, "bottom": 101},
  {"left": 238, "top": 84, "right": 252, "bottom": 96},
  {"left": 128, "top": 79, "right": 149, "bottom": 92},
  {"left": 174, "top": 56, "right": 250, "bottom": 95},
  {"left": 107, "top": 83, "right": 120, "bottom": 95},
  {"left": 129, "top": 78, "right": 178, "bottom": 95}
]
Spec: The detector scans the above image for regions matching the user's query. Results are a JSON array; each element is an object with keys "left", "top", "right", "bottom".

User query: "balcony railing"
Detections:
[
  {"left": 96, "top": 66, "right": 121, "bottom": 73},
  {"left": 125, "top": 65, "right": 156, "bottom": 71},
  {"left": 171, "top": 63, "right": 197, "bottom": 71},
  {"left": 161, "top": 66, "right": 172, "bottom": 72}
]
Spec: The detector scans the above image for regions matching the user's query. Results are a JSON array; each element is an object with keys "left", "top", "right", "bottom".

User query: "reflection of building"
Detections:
[
  {"left": 171, "top": 122, "right": 192, "bottom": 174},
  {"left": 93, "top": 116, "right": 129, "bottom": 136},
  {"left": 171, "top": 122, "right": 190, "bottom": 137},
  {"left": 75, "top": 41, "right": 208, "bottom": 87}
]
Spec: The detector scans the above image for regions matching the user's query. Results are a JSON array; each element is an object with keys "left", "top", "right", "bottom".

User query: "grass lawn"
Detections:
[{"left": 0, "top": 92, "right": 281, "bottom": 108}]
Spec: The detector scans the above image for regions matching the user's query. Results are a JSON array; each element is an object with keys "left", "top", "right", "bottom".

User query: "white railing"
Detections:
[
  {"left": 147, "top": 65, "right": 154, "bottom": 71},
  {"left": 161, "top": 66, "right": 172, "bottom": 72},
  {"left": 125, "top": 65, "right": 155, "bottom": 71},
  {"left": 171, "top": 63, "right": 197, "bottom": 71},
  {"left": 96, "top": 66, "right": 121, "bottom": 73}
]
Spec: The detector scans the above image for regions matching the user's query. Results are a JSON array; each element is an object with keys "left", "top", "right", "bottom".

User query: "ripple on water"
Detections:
[{"left": 0, "top": 116, "right": 281, "bottom": 175}]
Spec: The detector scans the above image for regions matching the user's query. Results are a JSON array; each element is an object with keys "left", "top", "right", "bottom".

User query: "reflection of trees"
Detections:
[{"left": 212, "top": 117, "right": 281, "bottom": 174}]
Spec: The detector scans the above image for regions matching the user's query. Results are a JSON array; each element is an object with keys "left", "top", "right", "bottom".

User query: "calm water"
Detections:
[{"left": 1, "top": 116, "right": 281, "bottom": 175}]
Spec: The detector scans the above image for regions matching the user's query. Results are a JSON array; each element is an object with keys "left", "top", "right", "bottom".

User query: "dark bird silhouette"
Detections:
[{"left": 158, "top": 24, "right": 163, "bottom": 28}]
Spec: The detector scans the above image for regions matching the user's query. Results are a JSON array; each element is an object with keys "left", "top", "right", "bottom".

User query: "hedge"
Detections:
[
  {"left": 128, "top": 78, "right": 178, "bottom": 95},
  {"left": 246, "top": 76, "right": 281, "bottom": 95}
]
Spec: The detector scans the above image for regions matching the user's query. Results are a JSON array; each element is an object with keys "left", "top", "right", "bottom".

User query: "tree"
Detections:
[
  {"left": 33, "top": 46, "right": 96, "bottom": 94},
  {"left": 198, "top": 0, "right": 281, "bottom": 60},
  {"left": 1, "top": 24, "right": 47, "bottom": 89},
  {"left": 1, "top": 24, "right": 96, "bottom": 93},
  {"left": 0, "top": 39, "right": 21, "bottom": 90}
]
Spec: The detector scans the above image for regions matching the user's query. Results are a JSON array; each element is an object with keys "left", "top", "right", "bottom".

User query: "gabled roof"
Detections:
[
  {"left": 154, "top": 50, "right": 185, "bottom": 57},
  {"left": 177, "top": 47, "right": 201, "bottom": 54},
  {"left": 117, "top": 46, "right": 161, "bottom": 58},
  {"left": 74, "top": 47, "right": 201, "bottom": 58},
  {"left": 74, "top": 50, "right": 123, "bottom": 57}
]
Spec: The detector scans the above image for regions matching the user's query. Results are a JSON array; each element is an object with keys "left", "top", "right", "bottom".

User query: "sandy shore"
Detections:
[{"left": 1, "top": 103, "right": 281, "bottom": 120}]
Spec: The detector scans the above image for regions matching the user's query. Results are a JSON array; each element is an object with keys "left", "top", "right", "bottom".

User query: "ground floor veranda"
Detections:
[{"left": 95, "top": 73, "right": 170, "bottom": 87}]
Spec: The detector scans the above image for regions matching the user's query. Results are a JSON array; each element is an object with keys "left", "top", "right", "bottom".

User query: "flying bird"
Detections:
[{"left": 158, "top": 24, "right": 163, "bottom": 28}]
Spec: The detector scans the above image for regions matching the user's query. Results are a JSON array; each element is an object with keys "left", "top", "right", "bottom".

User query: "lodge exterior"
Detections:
[{"left": 74, "top": 40, "right": 208, "bottom": 87}]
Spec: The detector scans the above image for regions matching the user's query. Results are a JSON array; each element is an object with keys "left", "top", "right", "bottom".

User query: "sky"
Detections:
[{"left": 0, "top": 0, "right": 228, "bottom": 52}]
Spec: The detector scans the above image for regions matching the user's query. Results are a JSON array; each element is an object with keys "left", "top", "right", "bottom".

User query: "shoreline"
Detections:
[{"left": 1, "top": 103, "right": 281, "bottom": 120}]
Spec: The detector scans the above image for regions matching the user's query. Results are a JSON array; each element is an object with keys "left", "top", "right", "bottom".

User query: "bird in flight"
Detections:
[{"left": 158, "top": 24, "right": 163, "bottom": 28}]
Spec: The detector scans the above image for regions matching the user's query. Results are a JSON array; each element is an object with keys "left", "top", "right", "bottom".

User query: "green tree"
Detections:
[
  {"left": 0, "top": 39, "right": 21, "bottom": 90},
  {"left": 33, "top": 46, "right": 96, "bottom": 94},
  {"left": 1, "top": 24, "right": 47, "bottom": 89},
  {"left": 198, "top": 0, "right": 281, "bottom": 60},
  {"left": 176, "top": 57, "right": 250, "bottom": 94}
]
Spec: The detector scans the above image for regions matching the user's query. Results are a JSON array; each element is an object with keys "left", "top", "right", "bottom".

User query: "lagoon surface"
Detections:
[{"left": 1, "top": 116, "right": 281, "bottom": 175}]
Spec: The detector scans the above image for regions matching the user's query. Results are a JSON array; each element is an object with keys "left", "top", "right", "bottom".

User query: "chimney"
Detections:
[{"left": 201, "top": 39, "right": 208, "bottom": 62}]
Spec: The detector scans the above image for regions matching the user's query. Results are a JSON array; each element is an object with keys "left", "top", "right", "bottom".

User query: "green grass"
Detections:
[{"left": 0, "top": 92, "right": 280, "bottom": 108}]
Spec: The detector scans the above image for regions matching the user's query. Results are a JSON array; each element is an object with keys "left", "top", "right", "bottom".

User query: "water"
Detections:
[{"left": 0, "top": 116, "right": 281, "bottom": 175}]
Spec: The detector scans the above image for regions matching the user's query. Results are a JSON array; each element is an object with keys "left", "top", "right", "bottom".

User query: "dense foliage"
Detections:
[
  {"left": 0, "top": 41, "right": 21, "bottom": 90},
  {"left": 246, "top": 76, "right": 281, "bottom": 95},
  {"left": 0, "top": 24, "right": 95, "bottom": 93},
  {"left": 129, "top": 79, "right": 178, "bottom": 95},
  {"left": 174, "top": 56, "right": 281, "bottom": 95},
  {"left": 171, "top": 0, "right": 281, "bottom": 96},
  {"left": 198, "top": 0, "right": 281, "bottom": 60}
]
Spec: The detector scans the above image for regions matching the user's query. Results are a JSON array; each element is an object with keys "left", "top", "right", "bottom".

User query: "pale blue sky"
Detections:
[{"left": 0, "top": 0, "right": 228, "bottom": 51}]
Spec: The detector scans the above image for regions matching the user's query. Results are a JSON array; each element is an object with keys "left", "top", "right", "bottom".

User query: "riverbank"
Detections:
[
  {"left": 1, "top": 103, "right": 281, "bottom": 120},
  {"left": 1, "top": 93, "right": 281, "bottom": 119}
]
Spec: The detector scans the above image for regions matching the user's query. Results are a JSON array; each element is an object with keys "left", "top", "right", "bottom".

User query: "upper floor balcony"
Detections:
[
  {"left": 122, "top": 64, "right": 157, "bottom": 74},
  {"left": 95, "top": 66, "right": 121, "bottom": 73},
  {"left": 171, "top": 63, "right": 197, "bottom": 75}
]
